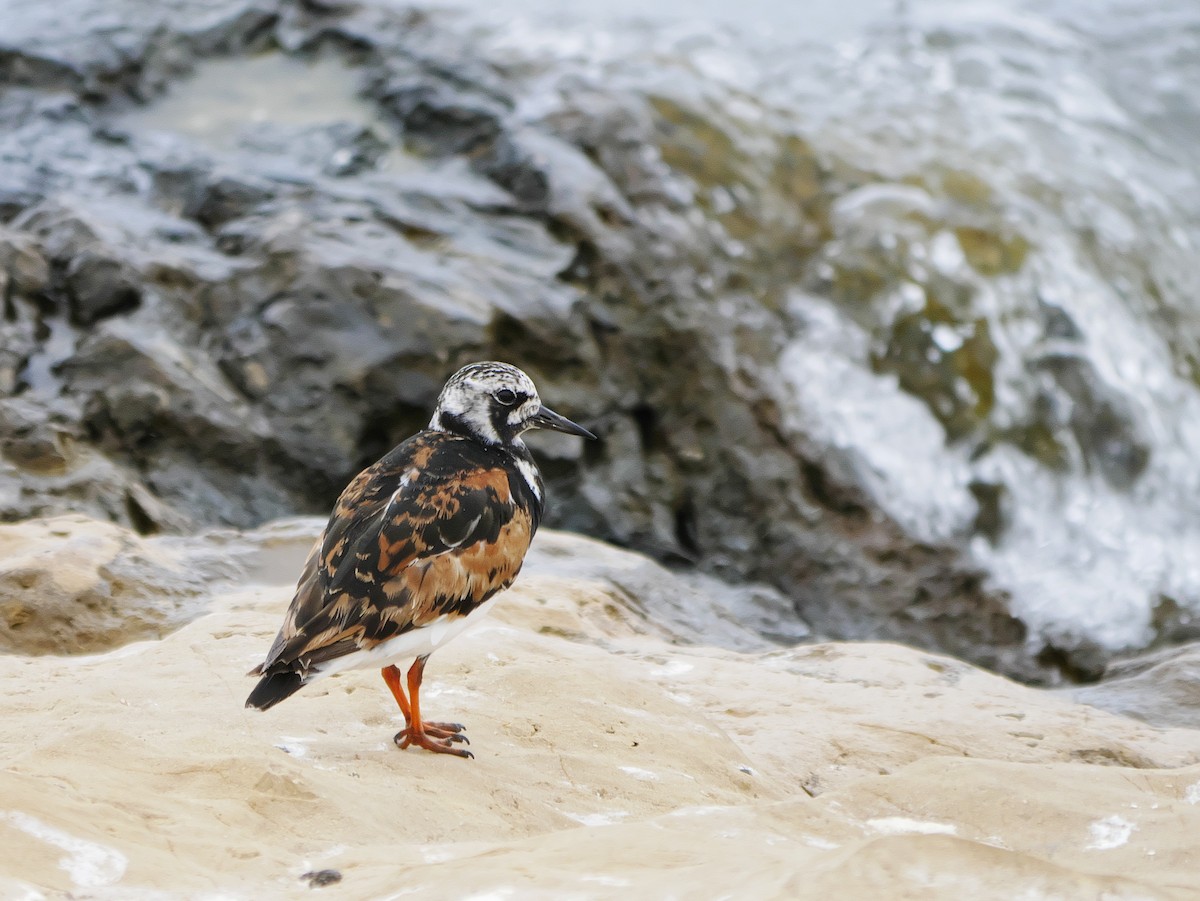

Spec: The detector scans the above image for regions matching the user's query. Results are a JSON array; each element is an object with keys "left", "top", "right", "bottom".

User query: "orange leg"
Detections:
[
  {"left": 381, "top": 665, "right": 412, "bottom": 722},
  {"left": 389, "top": 656, "right": 472, "bottom": 759},
  {"left": 383, "top": 663, "right": 455, "bottom": 736}
]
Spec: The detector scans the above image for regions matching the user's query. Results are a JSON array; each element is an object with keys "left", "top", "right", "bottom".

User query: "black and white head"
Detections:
[{"left": 430, "top": 361, "right": 595, "bottom": 447}]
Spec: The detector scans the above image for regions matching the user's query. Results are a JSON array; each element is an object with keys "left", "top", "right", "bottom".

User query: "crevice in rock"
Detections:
[
  {"left": 124, "top": 491, "right": 159, "bottom": 536},
  {"left": 630, "top": 404, "right": 660, "bottom": 454},
  {"left": 673, "top": 496, "right": 701, "bottom": 562},
  {"left": 799, "top": 457, "right": 868, "bottom": 520}
]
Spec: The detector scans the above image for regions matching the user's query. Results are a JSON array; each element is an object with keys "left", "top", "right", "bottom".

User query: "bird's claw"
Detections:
[{"left": 393, "top": 725, "right": 474, "bottom": 758}]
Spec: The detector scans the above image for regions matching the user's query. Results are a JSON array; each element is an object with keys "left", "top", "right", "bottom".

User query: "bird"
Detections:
[{"left": 245, "top": 361, "right": 596, "bottom": 758}]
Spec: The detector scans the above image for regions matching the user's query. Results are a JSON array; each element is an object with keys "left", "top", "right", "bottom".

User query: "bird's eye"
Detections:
[{"left": 495, "top": 388, "right": 518, "bottom": 406}]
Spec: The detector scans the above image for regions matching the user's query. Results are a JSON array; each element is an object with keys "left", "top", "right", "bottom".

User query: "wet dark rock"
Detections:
[
  {"left": 1150, "top": 594, "right": 1200, "bottom": 648},
  {"left": 967, "top": 479, "right": 1010, "bottom": 543},
  {"left": 1031, "top": 350, "right": 1151, "bottom": 490},
  {"left": 0, "top": 317, "right": 35, "bottom": 398},
  {"left": 0, "top": 396, "right": 79, "bottom": 474},
  {"left": 0, "top": 226, "right": 50, "bottom": 295},
  {"left": 241, "top": 122, "right": 388, "bottom": 178},
  {"left": 1035, "top": 638, "right": 1109, "bottom": 685},
  {"left": 191, "top": 173, "right": 278, "bottom": 230},
  {"left": 64, "top": 248, "right": 142, "bottom": 324},
  {"left": 376, "top": 77, "right": 506, "bottom": 157}
]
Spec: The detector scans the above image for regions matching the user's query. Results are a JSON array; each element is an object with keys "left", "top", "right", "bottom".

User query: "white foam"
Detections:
[
  {"left": 2, "top": 811, "right": 127, "bottom": 888},
  {"left": 274, "top": 736, "right": 309, "bottom": 757},
  {"left": 1086, "top": 815, "right": 1135, "bottom": 851},
  {"left": 668, "top": 805, "right": 729, "bottom": 818},
  {"left": 649, "top": 660, "right": 694, "bottom": 677},
  {"left": 1185, "top": 782, "right": 1200, "bottom": 805},
  {"left": 310, "top": 844, "right": 347, "bottom": 861},
  {"left": 580, "top": 875, "right": 633, "bottom": 887},
  {"left": 866, "top": 817, "right": 958, "bottom": 836},
  {"left": 803, "top": 835, "right": 840, "bottom": 850},
  {"left": 778, "top": 316, "right": 975, "bottom": 546},
  {"left": 618, "top": 766, "right": 660, "bottom": 781}
]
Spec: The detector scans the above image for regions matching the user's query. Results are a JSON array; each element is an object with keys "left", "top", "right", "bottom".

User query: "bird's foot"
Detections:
[{"left": 393, "top": 723, "right": 473, "bottom": 758}]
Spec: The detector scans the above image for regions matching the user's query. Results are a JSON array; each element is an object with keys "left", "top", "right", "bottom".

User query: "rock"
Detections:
[
  {"left": 0, "top": 514, "right": 227, "bottom": 654},
  {"left": 237, "top": 122, "right": 389, "bottom": 179},
  {"left": 0, "top": 393, "right": 199, "bottom": 533},
  {"left": 1069, "top": 642, "right": 1200, "bottom": 731},
  {"left": 1, "top": 518, "right": 1198, "bottom": 898},
  {"left": 0, "top": 224, "right": 50, "bottom": 295},
  {"left": 0, "top": 395, "right": 86, "bottom": 476},
  {"left": 0, "top": 226, "right": 51, "bottom": 394},
  {"left": 0, "top": 0, "right": 1016, "bottom": 683},
  {"left": 521, "top": 530, "right": 803, "bottom": 651},
  {"left": 3, "top": 0, "right": 1200, "bottom": 685},
  {"left": 63, "top": 248, "right": 142, "bottom": 325}
]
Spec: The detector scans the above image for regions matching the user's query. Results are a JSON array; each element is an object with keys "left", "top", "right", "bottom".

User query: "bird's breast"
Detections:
[{"left": 376, "top": 509, "right": 534, "bottom": 632}]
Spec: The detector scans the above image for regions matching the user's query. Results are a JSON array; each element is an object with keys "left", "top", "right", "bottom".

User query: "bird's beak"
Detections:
[{"left": 529, "top": 405, "right": 597, "bottom": 440}]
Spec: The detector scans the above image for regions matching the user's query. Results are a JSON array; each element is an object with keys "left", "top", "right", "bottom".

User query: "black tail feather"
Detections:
[{"left": 245, "top": 671, "right": 304, "bottom": 711}]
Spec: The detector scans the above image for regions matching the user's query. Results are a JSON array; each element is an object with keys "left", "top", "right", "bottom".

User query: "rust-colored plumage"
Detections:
[{"left": 246, "top": 362, "right": 594, "bottom": 758}]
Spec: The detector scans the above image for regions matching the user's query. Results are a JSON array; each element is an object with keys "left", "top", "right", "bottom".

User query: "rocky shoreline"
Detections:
[
  {"left": 6, "top": 0, "right": 1200, "bottom": 895},
  {"left": 10, "top": 0, "right": 1200, "bottom": 682}
]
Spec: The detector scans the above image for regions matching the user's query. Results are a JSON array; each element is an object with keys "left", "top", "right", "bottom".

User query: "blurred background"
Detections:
[
  {"left": 424, "top": 0, "right": 895, "bottom": 38},
  {"left": 2, "top": 0, "right": 1199, "bottom": 687}
]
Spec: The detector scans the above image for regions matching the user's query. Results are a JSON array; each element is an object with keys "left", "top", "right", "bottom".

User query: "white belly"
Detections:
[{"left": 306, "top": 598, "right": 499, "bottom": 681}]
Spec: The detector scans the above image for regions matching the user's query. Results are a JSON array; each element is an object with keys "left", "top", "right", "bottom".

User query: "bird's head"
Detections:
[{"left": 430, "top": 361, "right": 596, "bottom": 446}]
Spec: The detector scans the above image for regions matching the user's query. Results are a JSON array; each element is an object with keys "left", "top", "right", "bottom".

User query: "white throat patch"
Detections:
[{"left": 513, "top": 455, "right": 543, "bottom": 504}]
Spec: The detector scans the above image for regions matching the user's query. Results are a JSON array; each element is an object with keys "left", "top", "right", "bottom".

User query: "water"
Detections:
[
  {"left": 117, "top": 54, "right": 420, "bottom": 174},
  {"left": 456, "top": 0, "right": 1200, "bottom": 656},
  {"left": 424, "top": 0, "right": 899, "bottom": 41},
  {"left": 119, "top": 55, "right": 382, "bottom": 151}
]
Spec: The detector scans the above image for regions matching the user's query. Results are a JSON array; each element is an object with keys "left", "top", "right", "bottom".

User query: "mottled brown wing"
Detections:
[{"left": 253, "top": 434, "right": 533, "bottom": 677}]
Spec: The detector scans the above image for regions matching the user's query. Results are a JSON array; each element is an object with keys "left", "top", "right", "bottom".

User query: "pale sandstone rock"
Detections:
[
  {"left": 1, "top": 517, "right": 1198, "bottom": 899},
  {"left": 0, "top": 514, "right": 226, "bottom": 655}
]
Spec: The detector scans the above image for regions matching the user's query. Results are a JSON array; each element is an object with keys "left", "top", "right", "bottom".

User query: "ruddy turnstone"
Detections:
[{"left": 246, "top": 361, "right": 595, "bottom": 758}]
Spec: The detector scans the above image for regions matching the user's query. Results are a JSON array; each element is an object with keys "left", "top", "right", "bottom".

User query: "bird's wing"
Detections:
[{"left": 253, "top": 437, "right": 533, "bottom": 677}]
